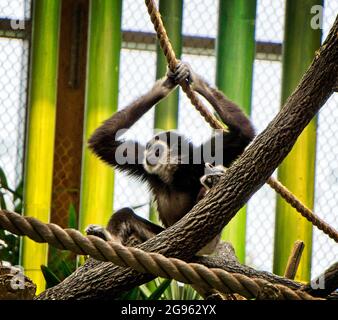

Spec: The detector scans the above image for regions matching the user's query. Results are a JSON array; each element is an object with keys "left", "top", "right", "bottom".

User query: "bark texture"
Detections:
[{"left": 37, "top": 16, "right": 338, "bottom": 300}]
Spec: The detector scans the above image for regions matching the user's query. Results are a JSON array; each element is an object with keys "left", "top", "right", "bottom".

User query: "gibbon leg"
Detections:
[{"left": 86, "top": 207, "right": 164, "bottom": 246}]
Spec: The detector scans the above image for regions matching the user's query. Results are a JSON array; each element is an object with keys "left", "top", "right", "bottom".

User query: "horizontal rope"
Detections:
[{"left": 0, "top": 209, "right": 320, "bottom": 300}]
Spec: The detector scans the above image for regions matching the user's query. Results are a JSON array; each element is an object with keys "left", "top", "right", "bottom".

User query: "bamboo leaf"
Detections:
[
  {"left": 59, "top": 260, "right": 73, "bottom": 278},
  {"left": 0, "top": 192, "right": 7, "bottom": 210},
  {"left": 68, "top": 203, "right": 77, "bottom": 229},
  {"left": 14, "top": 180, "right": 23, "bottom": 201},
  {"left": 119, "top": 287, "right": 142, "bottom": 300},
  {"left": 147, "top": 279, "right": 172, "bottom": 300},
  {"left": 0, "top": 167, "right": 9, "bottom": 189},
  {"left": 40, "top": 265, "right": 61, "bottom": 288}
]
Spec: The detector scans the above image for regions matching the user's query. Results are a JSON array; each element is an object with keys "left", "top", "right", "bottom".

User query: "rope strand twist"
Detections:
[{"left": 0, "top": 209, "right": 320, "bottom": 300}]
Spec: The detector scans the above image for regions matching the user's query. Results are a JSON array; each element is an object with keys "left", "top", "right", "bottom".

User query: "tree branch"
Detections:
[
  {"left": 37, "top": 15, "right": 338, "bottom": 300},
  {"left": 194, "top": 250, "right": 301, "bottom": 290}
]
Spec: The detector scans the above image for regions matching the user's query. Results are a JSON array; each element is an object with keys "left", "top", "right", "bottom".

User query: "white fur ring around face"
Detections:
[{"left": 143, "top": 140, "right": 178, "bottom": 184}]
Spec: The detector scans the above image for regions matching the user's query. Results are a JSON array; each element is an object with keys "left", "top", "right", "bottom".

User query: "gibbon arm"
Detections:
[
  {"left": 190, "top": 71, "right": 255, "bottom": 141},
  {"left": 88, "top": 76, "right": 178, "bottom": 177}
]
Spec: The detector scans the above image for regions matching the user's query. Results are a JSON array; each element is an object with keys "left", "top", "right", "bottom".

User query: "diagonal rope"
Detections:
[
  {"left": 0, "top": 209, "right": 320, "bottom": 300},
  {"left": 144, "top": 0, "right": 338, "bottom": 244},
  {"left": 267, "top": 178, "right": 338, "bottom": 243}
]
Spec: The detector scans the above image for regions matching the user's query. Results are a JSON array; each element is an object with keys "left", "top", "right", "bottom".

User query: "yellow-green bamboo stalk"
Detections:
[
  {"left": 274, "top": 0, "right": 323, "bottom": 282},
  {"left": 79, "top": 1, "right": 122, "bottom": 233},
  {"left": 216, "top": 0, "right": 257, "bottom": 263},
  {"left": 21, "top": 0, "right": 61, "bottom": 294}
]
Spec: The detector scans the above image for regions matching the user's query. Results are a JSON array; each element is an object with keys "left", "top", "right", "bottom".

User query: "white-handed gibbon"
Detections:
[{"left": 87, "top": 62, "right": 255, "bottom": 254}]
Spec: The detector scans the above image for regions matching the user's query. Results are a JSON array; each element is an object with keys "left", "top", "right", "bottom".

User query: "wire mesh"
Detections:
[
  {"left": 51, "top": 136, "right": 77, "bottom": 227},
  {"left": 0, "top": 0, "right": 30, "bottom": 211},
  {"left": 118, "top": 0, "right": 338, "bottom": 279},
  {"left": 113, "top": 48, "right": 157, "bottom": 217},
  {"left": 0, "top": 0, "right": 337, "bottom": 281},
  {"left": 246, "top": 60, "right": 282, "bottom": 271},
  {"left": 0, "top": 0, "right": 30, "bottom": 20},
  {"left": 246, "top": 0, "right": 285, "bottom": 272},
  {"left": 312, "top": 0, "right": 338, "bottom": 278}
]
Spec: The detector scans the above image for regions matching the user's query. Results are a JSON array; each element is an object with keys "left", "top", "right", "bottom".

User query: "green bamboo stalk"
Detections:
[
  {"left": 154, "top": 0, "right": 183, "bottom": 130},
  {"left": 21, "top": 0, "right": 61, "bottom": 294},
  {"left": 150, "top": 0, "right": 183, "bottom": 224},
  {"left": 274, "top": 0, "right": 323, "bottom": 282},
  {"left": 216, "top": 0, "right": 257, "bottom": 263},
  {"left": 79, "top": 1, "right": 122, "bottom": 233}
]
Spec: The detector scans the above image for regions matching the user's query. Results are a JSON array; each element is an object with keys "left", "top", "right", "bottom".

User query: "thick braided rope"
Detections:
[
  {"left": 267, "top": 177, "right": 338, "bottom": 243},
  {"left": 0, "top": 209, "right": 319, "bottom": 300},
  {"left": 145, "top": 0, "right": 338, "bottom": 245},
  {"left": 145, "top": 0, "right": 224, "bottom": 130}
]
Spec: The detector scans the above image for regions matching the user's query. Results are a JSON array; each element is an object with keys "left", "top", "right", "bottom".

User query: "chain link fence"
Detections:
[
  {"left": 0, "top": 0, "right": 30, "bottom": 211},
  {"left": 246, "top": 0, "right": 285, "bottom": 273},
  {"left": 0, "top": 0, "right": 337, "bottom": 280},
  {"left": 313, "top": 0, "right": 338, "bottom": 277},
  {"left": 118, "top": 0, "right": 338, "bottom": 279}
]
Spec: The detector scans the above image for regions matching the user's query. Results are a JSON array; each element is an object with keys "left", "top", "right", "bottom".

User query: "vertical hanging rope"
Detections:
[
  {"left": 144, "top": 0, "right": 338, "bottom": 243},
  {"left": 145, "top": 0, "right": 225, "bottom": 130}
]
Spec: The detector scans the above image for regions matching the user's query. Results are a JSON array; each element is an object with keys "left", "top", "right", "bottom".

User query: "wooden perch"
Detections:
[
  {"left": 284, "top": 240, "right": 305, "bottom": 279},
  {"left": 36, "top": 15, "right": 338, "bottom": 300}
]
